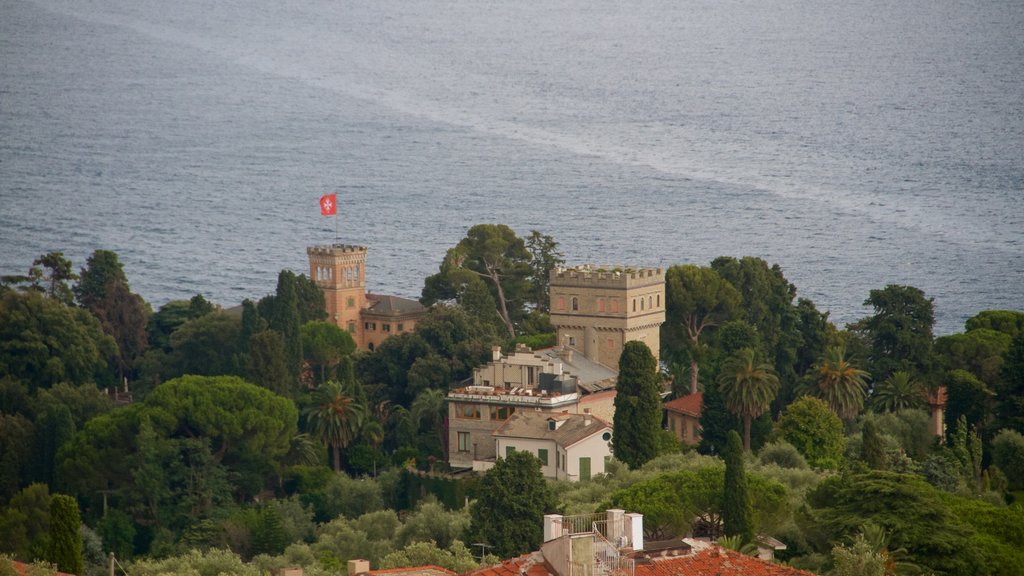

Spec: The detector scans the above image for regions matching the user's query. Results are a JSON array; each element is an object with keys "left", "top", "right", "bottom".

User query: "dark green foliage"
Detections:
[
  {"left": 250, "top": 506, "right": 289, "bottom": 557},
  {"left": 524, "top": 230, "right": 564, "bottom": 314},
  {"left": 74, "top": 250, "right": 126, "bottom": 309},
  {"left": 32, "top": 404, "right": 75, "bottom": 487},
  {"left": 612, "top": 341, "right": 662, "bottom": 469},
  {"left": 757, "top": 441, "right": 808, "bottom": 470},
  {"left": 0, "top": 413, "right": 34, "bottom": 504},
  {"left": 293, "top": 273, "right": 327, "bottom": 324},
  {"left": 96, "top": 508, "right": 135, "bottom": 560},
  {"left": 991, "top": 429, "right": 1024, "bottom": 491},
  {"left": 965, "top": 310, "right": 1024, "bottom": 340},
  {"left": 263, "top": 271, "right": 303, "bottom": 387},
  {"left": 603, "top": 465, "right": 787, "bottom": 541},
  {"left": 945, "top": 369, "right": 994, "bottom": 436},
  {"left": 301, "top": 321, "right": 356, "bottom": 384},
  {"left": 936, "top": 328, "right": 1011, "bottom": 388},
  {"left": 717, "top": 347, "right": 779, "bottom": 451},
  {"left": 32, "top": 252, "right": 78, "bottom": 305},
  {"left": 663, "top": 264, "right": 741, "bottom": 395},
  {"left": 147, "top": 296, "right": 214, "bottom": 352},
  {"left": 861, "top": 420, "right": 887, "bottom": 470},
  {"left": 856, "top": 284, "right": 935, "bottom": 379},
  {"left": 47, "top": 494, "right": 83, "bottom": 575},
  {"left": 0, "top": 290, "right": 117, "bottom": 389},
  {"left": 397, "top": 470, "right": 480, "bottom": 512},
  {"left": 997, "top": 331, "right": 1024, "bottom": 433},
  {"left": 422, "top": 224, "right": 534, "bottom": 338},
  {"left": 941, "top": 495, "right": 1024, "bottom": 575},
  {"left": 0, "top": 483, "right": 50, "bottom": 560},
  {"left": 164, "top": 312, "right": 245, "bottom": 378},
  {"left": 722, "top": 431, "right": 754, "bottom": 544},
  {"left": 806, "top": 471, "right": 979, "bottom": 575},
  {"left": 247, "top": 330, "right": 291, "bottom": 396},
  {"left": 89, "top": 277, "right": 150, "bottom": 380},
  {"left": 776, "top": 396, "right": 845, "bottom": 469},
  {"left": 467, "top": 451, "right": 559, "bottom": 558}
]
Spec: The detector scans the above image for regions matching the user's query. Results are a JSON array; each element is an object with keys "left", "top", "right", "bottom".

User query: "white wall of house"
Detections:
[
  {"left": 495, "top": 436, "right": 560, "bottom": 478},
  {"left": 563, "top": 427, "right": 613, "bottom": 481}
]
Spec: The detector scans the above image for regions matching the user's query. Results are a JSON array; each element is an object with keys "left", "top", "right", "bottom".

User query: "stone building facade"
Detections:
[
  {"left": 549, "top": 266, "right": 665, "bottom": 371},
  {"left": 307, "top": 244, "right": 426, "bottom": 351}
]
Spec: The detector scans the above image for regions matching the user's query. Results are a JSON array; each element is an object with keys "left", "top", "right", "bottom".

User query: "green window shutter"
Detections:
[
  {"left": 538, "top": 448, "right": 549, "bottom": 465},
  {"left": 579, "top": 457, "right": 591, "bottom": 481}
]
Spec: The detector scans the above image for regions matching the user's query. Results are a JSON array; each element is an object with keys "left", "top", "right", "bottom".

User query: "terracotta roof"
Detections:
[
  {"left": 634, "top": 547, "right": 815, "bottom": 576},
  {"left": 8, "top": 560, "right": 76, "bottom": 576},
  {"left": 462, "top": 553, "right": 553, "bottom": 576},
  {"left": 364, "top": 293, "right": 427, "bottom": 317},
  {"left": 663, "top": 393, "right": 702, "bottom": 417},
  {"left": 369, "top": 566, "right": 457, "bottom": 576},
  {"left": 493, "top": 411, "right": 611, "bottom": 448}
]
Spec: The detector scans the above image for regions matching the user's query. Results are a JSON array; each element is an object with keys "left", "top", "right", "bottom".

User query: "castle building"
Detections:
[
  {"left": 307, "top": 244, "right": 427, "bottom": 351},
  {"left": 549, "top": 266, "right": 665, "bottom": 371},
  {"left": 446, "top": 263, "right": 666, "bottom": 471}
]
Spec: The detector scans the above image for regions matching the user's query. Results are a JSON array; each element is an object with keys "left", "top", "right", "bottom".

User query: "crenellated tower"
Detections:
[
  {"left": 307, "top": 244, "right": 368, "bottom": 343},
  {"left": 549, "top": 266, "right": 665, "bottom": 371}
]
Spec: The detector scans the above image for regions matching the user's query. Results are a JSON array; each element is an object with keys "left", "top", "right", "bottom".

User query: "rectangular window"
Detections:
[
  {"left": 348, "top": 322, "right": 356, "bottom": 333},
  {"left": 397, "top": 323, "right": 404, "bottom": 332},
  {"left": 506, "top": 446, "right": 515, "bottom": 458},
  {"left": 538, "top": 448, "right": 549, "bottom": 466},
  {"left": 607, "top": 338, "right": 614, "bottom": 348},
  {"left": 580, "top": 457, "right": 591, "bottom": 481},
  {"left": 458, "top": 432, "right": 470, "bottom": 452},
  {"left": 456, "top": 403, "right": 481, "bottom": 419},
  {"left": 490, "top": 405, "right": 515, "bottom": 421},
  {"left": 569, "top": 336, "right": 576, "bottom": 346},
  {"left": 611, "top": 300, "right": 619, "bottom": 313},
  {"left": 556, "top": 451, "right": 560, "bottom": 469},
  {"left": 383, "top": 324, "right": 391, "bottom": 332},
  {"left": 557, "top": 296, "right": 565, "bottom": 310}
]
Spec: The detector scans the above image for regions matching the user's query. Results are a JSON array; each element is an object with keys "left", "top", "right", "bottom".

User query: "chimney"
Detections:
[
  {"left": 492, "top": 346, "right": 502, "bottom": 362},
  {"left": 583, "top": 408, "right": 592, "bottom": 426},
  {"left": 347, "top": 560, "right": 370, "bottom": 576},
  {"left": 559, "top": 346, "right": 574, "bottom": 363}
]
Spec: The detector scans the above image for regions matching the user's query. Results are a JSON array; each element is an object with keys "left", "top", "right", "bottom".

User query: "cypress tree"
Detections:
[
  {"left": 47, "top": 494, "right": 84, "bottom": 575},
  {"left": 612, "top": 341, "right": 662, "bottom": 469},
  {"left": 722, "top": 430, "right": 754, "bottom": 545},
  {"left": 861, "top": 419, "right": 888, "bottom": 470},
  {"left": 267, "top": 271, "right": 302, "bottom": 387}
]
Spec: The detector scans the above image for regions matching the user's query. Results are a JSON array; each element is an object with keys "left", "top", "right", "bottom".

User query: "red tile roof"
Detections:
[
  {"left": 369, "top": 566, "right": 457, "bottom": 576},
  {"left": 462, "top": 553, "right": 553, "bottom": 576},
  {"left": 8, "top": 560, "right": 76, "bottom": 576},
  {"left": 634, "top": 547, "right": 814, "bottom": 576},
  {"left": 663, "top": 393, "right": 703, "bottom": 417}
]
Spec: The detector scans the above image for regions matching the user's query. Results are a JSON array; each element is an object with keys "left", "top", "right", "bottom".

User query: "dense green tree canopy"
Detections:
[
  {"left": 612, "top": 341, "right": 663, "bottom": 469},
  {"left": 422, "top": 224, "right": 533, "bottom": 338},
  {"left": 46, "top": 494, "right": 83, "bottom": 575},
  {"left": 164, "top": 312, "right": 245, "bottom": 378},
  {"left": 870, "top": 370, "right": 925, "bottom": 414},
  {"left": 965, "top": 310, "right": 1024, "bottom": 340},
  {"left": 0, "top": 290, "right": 117, "bottom": 389},
  {"left": 857, "top": 284, "right": 935, "bottom": 379},
  {"left": 996, "top": 331, "right": 1024, "bottom": 433},
  {"left": 663, "top": 264, "right": 741, "bottom": 395},
  {"left": 936, "top": 328, "right": 1011, "bottom": 388},
  {"left": 466, "top": 450, "right": 559, "bottom": 558},
  {"left": 301, "top": 321, "right": 356, "bottom": 384},
  {"left": 776, "top": 396, "right": 845, "bottom": 469}
]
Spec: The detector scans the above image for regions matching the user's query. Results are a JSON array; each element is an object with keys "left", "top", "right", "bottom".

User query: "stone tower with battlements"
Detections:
[
  {"left": 549, "top": 266, "right": 665, "bottom": 371},
  {"left": 307, "top": 244, "right": 368, "bottom": 342}
]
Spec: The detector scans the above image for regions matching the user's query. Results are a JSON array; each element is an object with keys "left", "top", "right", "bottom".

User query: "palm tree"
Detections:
[
  {"left": 304, "top": 380, "right": 366, "bottom": 472},
  {"left": 806, "top": 346, "right": 870, "bottom": 420},
  {"left": 718, "top": 348, "right": 780, "bottom": 451},
  {"left": 871, "top": 371, "right": 925, "bottom": 414},
  {"left": 411, "top": 388, "right": 448, "bottom": 459}
]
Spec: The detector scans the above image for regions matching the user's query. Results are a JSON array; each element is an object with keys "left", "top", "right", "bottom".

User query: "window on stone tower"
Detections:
[
  {"left": 598, "top": 298, "right": 605, "bottom": 312},
  {"left": 611, "top": 299, "right": 619, "bottom": 313},
  {"left": 649, "top": 296, "right": 653, "bottom": 309},
  {"left": 571, "top": 297, "right": 578, "bottom": 311},
  {"left": 657, "top": 294, "right": 661, "bottom": 308},
  {"left": 347, "top": 297, "right": 355, "bottom": 308},
  {"left": 640, "top": 298, "right": 645, "bottom": 311},
  {"left": 557, "top": 296, "right": 565, "bottom": 310},
  {"left": 632, "top": 299, "right": 636, "bottom": 312},
  {"left": 347, "top": 322, "right": 356, "bottom": 333}
]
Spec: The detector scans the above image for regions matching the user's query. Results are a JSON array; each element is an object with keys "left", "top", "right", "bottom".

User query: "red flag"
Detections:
[{"left": 320, "top": 194, "right": 337, "bottom": 216}]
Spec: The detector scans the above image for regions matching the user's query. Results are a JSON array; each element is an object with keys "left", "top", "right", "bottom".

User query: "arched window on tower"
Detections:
[{"left": 571, "top": 297, "right": 579, "bottom": 311}]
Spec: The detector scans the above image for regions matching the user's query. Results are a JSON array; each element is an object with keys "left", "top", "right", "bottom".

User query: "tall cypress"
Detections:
[
  {"left": 612, "top": 341, "right": 662, "bottom": 469},
  {"left": 861, "top": 419, "right": 888, "bottom": 470},
  {"left": 722, "top": 430, "right": 754, "bottom": 545},
  {"left": 47, "top": 494, "right": 84, "bottom": 575},
  {"left": 268, "top": 271, "right": 302, "bottom": 387}
]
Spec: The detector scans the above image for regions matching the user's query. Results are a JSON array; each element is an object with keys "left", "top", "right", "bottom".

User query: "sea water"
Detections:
[{"left": 1, "top": 0, "right": 1022, "bottom": 334}]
